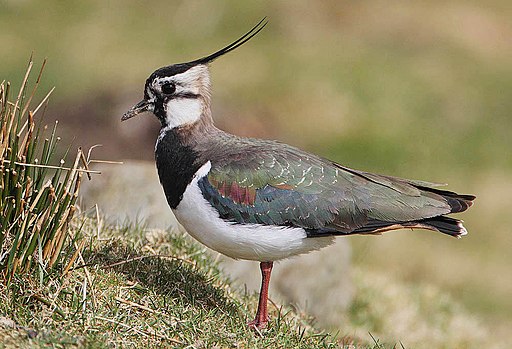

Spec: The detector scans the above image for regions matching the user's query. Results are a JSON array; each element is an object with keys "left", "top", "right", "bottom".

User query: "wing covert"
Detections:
[{"left": 196, "top": 141, "right": 456, "bottom": 235}]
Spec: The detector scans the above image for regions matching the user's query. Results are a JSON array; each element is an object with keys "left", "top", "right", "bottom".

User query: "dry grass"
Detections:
[
  {"left": 0, "top": 61, "right": 100, "bottom": 285},
  {"left": 344, "top": 267, "right": 490, "bottom": 349},
  {"left": 0, "top": 217, "right": 499, "bottom": 348},
  {"left": 0, "top": 220, "right": 359, "bottom": 348}
]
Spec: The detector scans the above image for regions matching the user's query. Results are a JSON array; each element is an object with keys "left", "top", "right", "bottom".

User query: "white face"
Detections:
[{"left": 148, "top": 65, "right": 211, "bottom": 129}]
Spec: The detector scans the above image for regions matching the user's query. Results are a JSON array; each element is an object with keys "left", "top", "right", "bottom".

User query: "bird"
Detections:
[{"left": 121, "top": 18, "right": 475, "bottom": 330}]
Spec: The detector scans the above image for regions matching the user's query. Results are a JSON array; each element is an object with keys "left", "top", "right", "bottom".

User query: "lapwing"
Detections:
[{"left": 122, "top": 19, "right": 475, "bottom": 330}]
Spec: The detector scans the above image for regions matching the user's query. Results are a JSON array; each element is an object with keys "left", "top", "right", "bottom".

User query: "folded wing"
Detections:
[{"left": 198, "top": 144, "right": 475, "bottom": 237}]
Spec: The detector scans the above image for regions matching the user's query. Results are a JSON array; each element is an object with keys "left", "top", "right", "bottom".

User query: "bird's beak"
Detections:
[{"left": 121, "top": 99, "right": 152, "bottom": 121}]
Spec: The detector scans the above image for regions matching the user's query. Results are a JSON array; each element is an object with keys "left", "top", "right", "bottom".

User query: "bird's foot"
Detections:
[{"left": 247, "top": 317, "right": 268, "bottom": 332}]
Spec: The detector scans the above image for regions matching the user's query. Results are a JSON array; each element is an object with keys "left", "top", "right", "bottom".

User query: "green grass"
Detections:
[
  {"left": 0, "top": 218, "right": 494, "bottom": 348},
  {"left": 0, "top": 61, "right": 94, "bottom": 285},
  {"left": 1, "top": 220, "right": 381, "bottom": 348}
]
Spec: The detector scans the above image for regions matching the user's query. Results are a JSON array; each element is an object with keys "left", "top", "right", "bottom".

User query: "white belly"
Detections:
[{"left": 172, "top": 161, "right": 334, "bottom": 261}]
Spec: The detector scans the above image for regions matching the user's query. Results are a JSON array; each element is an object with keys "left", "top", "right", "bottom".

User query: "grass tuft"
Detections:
[{"left": 0, "top": 60, "right": 97, "bottom": 286}]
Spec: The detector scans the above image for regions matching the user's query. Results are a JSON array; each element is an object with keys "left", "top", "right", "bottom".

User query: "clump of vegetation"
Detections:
[{"left": 0, "top": 60, "right": 93, "bottom": 285}]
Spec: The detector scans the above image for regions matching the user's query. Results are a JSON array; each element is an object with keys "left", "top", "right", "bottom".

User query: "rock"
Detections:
[
  {"left": 81, "top": 160, "right": 179, "bottom": 229},
  {"left": 81, "top": 160, "right": 354, "bottom": 326}
]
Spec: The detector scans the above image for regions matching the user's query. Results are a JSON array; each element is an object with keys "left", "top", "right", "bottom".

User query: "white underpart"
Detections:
[{"left": 173, "top": 161, "right": 335, "bottom": 261}]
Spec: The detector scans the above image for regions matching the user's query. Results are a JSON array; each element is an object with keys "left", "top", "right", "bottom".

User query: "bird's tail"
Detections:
[
  {"left": 402, "top": 216, "right": 468, "bottom": 238},
  {"left": 352, "top": 189, "right": 475, "bottom": 238},
  {"left": 352, "top": 215, "right": 469, "bottom": 238}
]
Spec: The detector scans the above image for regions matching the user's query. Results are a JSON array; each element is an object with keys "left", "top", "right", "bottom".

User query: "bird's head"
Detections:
[{"left": 122, "top": 18, "right": 267, "bottom": 129}]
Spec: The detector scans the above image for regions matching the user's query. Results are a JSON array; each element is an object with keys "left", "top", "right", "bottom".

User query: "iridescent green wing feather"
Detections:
[{"left": 198, "top": 139, "right": 463, "bottom": 234}]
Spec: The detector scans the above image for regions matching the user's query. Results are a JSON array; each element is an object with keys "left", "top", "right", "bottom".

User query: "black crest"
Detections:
[{"left": 150, "top": 18, "right": 268, "bottom": 80}]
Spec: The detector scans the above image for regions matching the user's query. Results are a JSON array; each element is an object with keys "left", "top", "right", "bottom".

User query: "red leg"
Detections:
[{"left": 248, "top": 261, "right": 273, "bottom": 330}]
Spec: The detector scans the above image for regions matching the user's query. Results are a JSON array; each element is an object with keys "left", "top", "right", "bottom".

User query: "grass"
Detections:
[
  {"left": 0, "top": 217, "right": 494, "bottom": 348},
  {"left": 0, "top": 60, "right": 97, "bottom": 285},
  {"left": 0, "top": 220, "right": 368, "bottom": 348}
]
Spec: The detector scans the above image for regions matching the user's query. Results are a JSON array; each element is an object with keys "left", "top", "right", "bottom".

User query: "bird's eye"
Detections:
[{"left": 161, "top": 82, "right": 176, "bottom": 95}]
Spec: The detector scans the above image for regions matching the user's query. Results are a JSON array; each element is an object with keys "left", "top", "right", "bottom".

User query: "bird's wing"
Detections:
[{"left": 198, "top": 143, "right": 459, "bottom": 235}]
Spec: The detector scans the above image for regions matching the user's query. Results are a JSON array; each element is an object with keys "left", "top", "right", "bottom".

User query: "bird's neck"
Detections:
[{"left": 155, "top": 116, "right": 220, "bottom": 209}]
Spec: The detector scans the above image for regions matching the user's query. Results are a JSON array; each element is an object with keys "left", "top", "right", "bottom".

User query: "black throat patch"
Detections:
[{"left": 155, "top": 128, "right": 203, "bottom": 209}]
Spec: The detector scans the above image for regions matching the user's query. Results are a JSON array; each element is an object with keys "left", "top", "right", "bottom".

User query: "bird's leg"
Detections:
[{"left": 248, "top": 261, "right": 273, "bottom": 330}]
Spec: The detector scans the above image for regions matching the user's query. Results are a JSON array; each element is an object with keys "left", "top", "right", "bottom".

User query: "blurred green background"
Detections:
[{"left": 1, "top": 0, "right": 511, "bottom": 345}]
